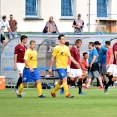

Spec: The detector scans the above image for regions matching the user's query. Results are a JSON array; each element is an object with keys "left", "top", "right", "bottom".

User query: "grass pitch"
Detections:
[{"left": 0, "top": 87, "right": 117, "bottom": 117}]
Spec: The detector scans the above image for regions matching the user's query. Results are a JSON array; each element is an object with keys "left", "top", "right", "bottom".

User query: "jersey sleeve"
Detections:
[
  {"left": 14, "top": 46, "right": 18, "bottom": 54},
  {"left": 24, "top": 50, "right": 29, "bottom": 60},
  {"left": 103, "top": 47, "right": 108, "bottom": 52},
  {"left": 67, "top": 49, "right": 71, "bottom": 57},
  {"left": 52, "top": 47, "right": 57, "bottom": 57},
  {"left": 82, "top": 20, "right": 84, "bottom": 25},
  {"left": 73, "top": 20, "right": 76, "bottom": 25}
]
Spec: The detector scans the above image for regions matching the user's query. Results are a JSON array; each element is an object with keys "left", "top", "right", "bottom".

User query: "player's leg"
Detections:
[{"left": 102, "top": 64, "right": 107, "bottom": 86}]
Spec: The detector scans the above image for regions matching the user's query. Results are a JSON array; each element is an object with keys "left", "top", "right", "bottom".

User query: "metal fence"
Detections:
[{"left": 0, "top": 34, "right": 117, "bottom": 87}]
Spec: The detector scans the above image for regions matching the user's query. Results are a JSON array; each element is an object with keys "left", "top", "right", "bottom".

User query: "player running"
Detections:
[
  {"left": 49, "top": 34, "right": 80, "bottom": 98},
  {"left": 14, "top": 35, "right": 27, "bottom": 93},
  {"left": 17, "top": 40, "right": 46, "bottom": 98}
]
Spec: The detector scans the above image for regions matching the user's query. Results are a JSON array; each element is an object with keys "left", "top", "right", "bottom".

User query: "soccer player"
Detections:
[
  {"left": 104, "top": 41, "right": 117, "bottom": 94},
  {"left": 17, "top": 40, "right": 46, "bottom": 98},
  {"left": 84, "top": 42, "right": 103, "bottom": 89},
  {"left": 94, "top": 41, "right": 108, "bottom": 86},
  {"left": 80, "top": 52, "right": 88, "bottom": 85},
  {"left": 70, "top": 39, "right": 85, "bottom": 94},
  {"left": 49, "top": 34, "right": 80, "bottom": 98},
  {"left": 14, "top": 35, "right": 27, "bottom": 93}
]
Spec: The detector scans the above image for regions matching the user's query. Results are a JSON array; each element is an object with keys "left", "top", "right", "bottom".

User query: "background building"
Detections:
[{"left": 0, "top": 0, "right": 117, "bottom": 33}]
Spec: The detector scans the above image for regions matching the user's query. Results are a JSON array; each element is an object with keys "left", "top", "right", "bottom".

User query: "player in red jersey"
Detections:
[{"left": 14, "top": 35, "right": 27, "bottom": 93}]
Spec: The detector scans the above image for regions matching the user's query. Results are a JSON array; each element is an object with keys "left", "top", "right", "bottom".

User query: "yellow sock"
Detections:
[
  {"left": 52, "top": 83, "right": 61, "bottom": 93},
  {"left": 18, "top": 83, "right": 24, "bottom": 94},
  {"left": 37, "top": 83, "right": 42, "bottom": 96},
  {"left": 63, "top": 82, "right": 69, "bottom": 96}
]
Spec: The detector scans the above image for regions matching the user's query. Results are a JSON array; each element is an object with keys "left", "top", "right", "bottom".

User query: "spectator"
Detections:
[
  {"left": 0, "top": 15, "right": 12, "bottom": 48},
  {"left": 45, "top": 16, "right": 59, "bottom": 33},
  {"left": 72, "top": 14, "right": 84, "bottom": 34},
  {"left": 9, "top": 14, "right": 18, "bottom": 39}
]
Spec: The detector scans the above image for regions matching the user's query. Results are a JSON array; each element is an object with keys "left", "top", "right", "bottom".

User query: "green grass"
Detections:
[{"left": 0, "top": 87, "right": 117, "bottom": 117}]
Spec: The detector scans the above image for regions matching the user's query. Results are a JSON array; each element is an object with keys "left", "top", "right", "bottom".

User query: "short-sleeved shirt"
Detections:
[
  {"left": 73, "top": 19, "right": 84, "bottom": 33},
  {"left": 9, "top": 19, "right": 18, "bottom": 32},
  {"left": 99, "top": 46, "right": 108, "bottom": 65},
  {"left": 70, "top": 47, "right": 80, "bottom": 69},
  {"left": 89, "top": 48, "right": 98, "bottom": 64},
  {"left": 46, "top": 21, "right": 57, "bottom": 33},
  {"left": 106, "top": 47, "right": 113, "bottom": 65},
  {"left": 52, "top": 45, "right": 70, "bottom": 69},
  {"left": 24, "top": 48, "right": 37, "bottom": 68},
  {"left": 0, "top": 18, "right": 10, "bottom": 32},
  {"left": 80, "top": 58, "right": 88, "bottom": 73},
  {"left": 113, "top": 42, "right": 117, "bottom": 64},
  {"left": 14, "top": 44, "right": 27, "bottom": 63}
]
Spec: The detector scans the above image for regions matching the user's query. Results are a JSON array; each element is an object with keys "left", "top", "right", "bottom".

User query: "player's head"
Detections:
[
  {"left": 49, "top": 16, "right": 53, "bottom": 22},
  {"left": 2, "top": 15, "right": 7, "bottom": 22},
  {"left": 75, "top": 39, "right": 82, "bottom": 48},
  {"left": 78, "top": 14, "right": 81, "bottom": 19},
  {"left": 58, "top": 34, "right": 65, "bottom": 44},
  {"left": 20, "top": 35, "right": 27, "bottom": 44},
  {"left": 83, "top": 52, "right": 88, "bottom": 59},
  {"left": 10, "top": 14, "right": 13, "bottom": 20},
  {"left": 30, "top": 40, "right": 36, "bottom": 49},
  {"left": 94, "top": 41, "right": 101, "bottom": 49},
  {"left": 88, "top": 42, "right": 94, "bottom": 49},
  {"left": 105, "top": 41, "right": 111, "bottom": 48},
  {"left": 65, "top": 41, "right": 69, "bottom": 47}
]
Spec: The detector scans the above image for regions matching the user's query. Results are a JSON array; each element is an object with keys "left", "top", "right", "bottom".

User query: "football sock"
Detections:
[
  {"left": 63, "top": 82, "right": 69, "bottom": 96},
  {"left": 78, "top": 78, "right": 82, "bottom": 94},
  {"left": 52, "top": 83, "right": 61, "bottom": 93},
  {"left": 104, "top": 81, "right": 107, "bottom": 86},
  {"left": 37, "top": 83, "right": 42, "bottom": 96},
  {"left": 18, "top": 83, "right": 24, "bottom": 94},
  {"left": 16, "top": 77, "right": 22, "bottom": 89}
]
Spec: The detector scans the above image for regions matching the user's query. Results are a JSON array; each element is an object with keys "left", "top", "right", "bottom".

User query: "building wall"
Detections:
[{"left": 0, "top": 0, "right": 117, "bottom": 32}]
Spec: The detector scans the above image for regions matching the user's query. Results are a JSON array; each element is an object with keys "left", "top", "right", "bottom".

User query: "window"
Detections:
[
  {"left": 61, "top": 0, "right": 74, "bottom": 18},
  {"left": 25, "top": 0, "right": 39, "bottom": 18},
  {"left": 97, "top": 0, "right": 109, "bottom": 17}
]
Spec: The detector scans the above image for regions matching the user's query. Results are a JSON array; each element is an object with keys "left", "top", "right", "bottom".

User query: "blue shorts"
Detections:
[
  {"left": 22, "top": 68, "right": 40, "bottom": 83},
  {"left": 57, "top": 69, "right": 67, "bottom": 79}
]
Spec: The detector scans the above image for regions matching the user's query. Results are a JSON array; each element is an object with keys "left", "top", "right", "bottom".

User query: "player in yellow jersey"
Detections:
[
  {"left": 17, "top": 40, "right": 46, "bottom": 98},
  {"left": 49, "top": 34, "right": 80, "bottom": 98}
]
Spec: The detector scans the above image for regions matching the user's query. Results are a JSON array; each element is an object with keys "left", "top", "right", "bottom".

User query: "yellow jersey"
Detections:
[
  {"left": 24, "top": 48, "right": 37, "bottom": 68},
  {"left": 52, "top": 45, "right": 71, "bottom": 69}
]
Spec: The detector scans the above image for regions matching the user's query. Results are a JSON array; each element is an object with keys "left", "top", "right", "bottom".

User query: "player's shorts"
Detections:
[
  {"left": 113, "top": 64, "right": 117, "bottom": 76},
  {"left": 22, "top": 68, "right": 40, "bottom": 83},
  {"left": 67, "top": 65, "right": 70, "bottom": 73},
  {"left": 100, "top": 64, "right": 107, "bottom": 75},
  {"left": 16, "top": 63, "right": 25, "bottom": 73},
  {"left": 106, "top": 64, "right": 113, "bottom": 73},
  {"left": 88, "top": 69, "right": 100, "bottom": 79},
  {"left": 70, "top": 68, "right": 83, "bottom": 78},
  {"left": 57, "top": 69, "right": 67, "bottom": 79}
]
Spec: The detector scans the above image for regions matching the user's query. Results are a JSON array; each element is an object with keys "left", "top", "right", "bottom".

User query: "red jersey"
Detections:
[
  {"left": 14, "top": 44, "right": 27, "bottom": 63},
  {"left": 106, "top": 47, "right": 113, "bottom": 65},
  {"left": 70, "top": 47, "right": 80, "bottom": 69},
  {"left": 80, "top": 58, "right": 88, "bottom": 73},
  {"left": 113, "top": 42, "right": 117, "bottom": 64}
]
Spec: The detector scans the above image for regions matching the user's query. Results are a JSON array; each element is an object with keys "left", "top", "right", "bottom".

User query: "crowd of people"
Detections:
[{"left": 14, "top": 34, "right": 117, "bottom": 98}]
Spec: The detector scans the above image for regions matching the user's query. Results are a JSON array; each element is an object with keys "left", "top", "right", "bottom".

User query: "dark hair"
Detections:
[
  {"left": 105, "top": 41, "right": 111, "bottom": 46},
  {"left": 20, "top": 35, "right": 27, "bottom": 42},
  {"left": 65, "top": 41, "right": 69, "bottom": 46},
  {"left": 75, "top": 39, "right": 82, "bottom": 44},
  {"left": 30, "top": 40, "right": 36, "bottom": 44},
  {"left": 2, "top": 15, "right": 6, "bottom": 20},
  {"left": 58, "top": 34, "right": 65, "bottom": 40},
  {"left": 83, "top": 52, "right": 88, "bottom": 56},
  {"left": 89, "top": 42, "right": 94, "bottom": 47},
  {"left": 10, "top": 14, "right": 13, "bottom": 16}
]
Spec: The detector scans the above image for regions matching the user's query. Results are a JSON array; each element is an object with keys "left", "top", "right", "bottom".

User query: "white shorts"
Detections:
[
  {"left": 113, "top": 64, "right": 117, "bottom": 76},
  {"left": 67, "top": 65, "right": 70, "bottom": 73},
  {"left": 70, "top": 68, "right": 83, "bottom": 77},
  {"left": 16, "top": 63, "right": 25, "bottom": 73},
  {"left": 106, "top": 64, "right": 113, "bottom": 73}
]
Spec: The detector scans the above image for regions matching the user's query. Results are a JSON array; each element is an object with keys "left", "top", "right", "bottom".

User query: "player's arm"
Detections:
[
  {"left": 80, "top": 61, "right": 88, "bottom": 71},
  {"left": 49, "top": 56, "right": 55, "bottom": 72},
  {"left": 90, "top": 56, "right": 96, "bottom": 68},
  {"left": 14, "top": 54, "right": 17, "bottom": 71},
  {"left": 72, "top": 20, "right": 79, "bottom": 28},
  {"left": 108, "top": 50, "right": 113, "bottom": 67},
  {"left": 114, "top": 51, "right": 117, "bottom": 64}
]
